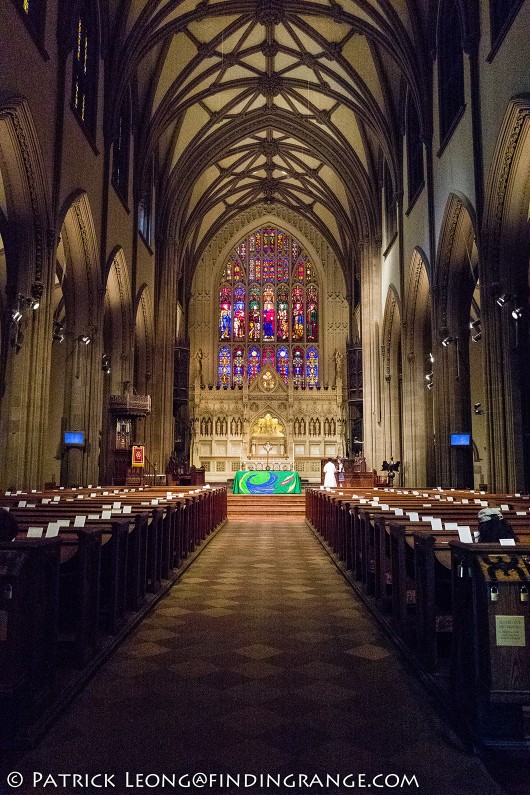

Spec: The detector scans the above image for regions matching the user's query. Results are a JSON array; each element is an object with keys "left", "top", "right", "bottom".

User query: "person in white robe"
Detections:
[{"left": 323, "top": 458, "right": 337, "bottom": 488}]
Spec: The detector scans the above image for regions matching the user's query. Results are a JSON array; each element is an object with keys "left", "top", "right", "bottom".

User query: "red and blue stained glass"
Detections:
[
  {"left": 217, "top": 226, "right": 319, "bottom": 385},
  {"left": 306, "top": 347, "right": 318, "bottom": 387},
  {"left": 263, "top": 347, "right": 275, "bottom": 367},
  {"left": 248, "top": 346, "right": 260, "bottom": 381},
  {"left": 218, "top": 346, "right": 231, "bottom": 387},
  {"left": 263, "top": 257, "right": 275, "bottom": 282},
  {"left": 276, "top": 284, "right": 289, "bottom": 341},
  {"left": 233, "top": 285, "right": 246, "bottom": 340},
  {"left": 306, "top": 284, "right": 318, "bottom": 341},
  {"left": 292, "top": 284, "right": 304, "bottom": 340},
  {"left": 293, "top": 347, "right": 304, "bottom": 387},
  {"left": 219, "top": 285, "right": 231, "bottom": 339},
  {"left": 249, "top": 285, "right": 261, "bottom": 341},
  {"left": 233, "top": 347, "right": 244, "bottom": 386},
  {"left": 277, "top": 347, "right": 289, "bottom": 381},
  {"left": 263, "top": 285, "right": 275, "bottom": 340}
]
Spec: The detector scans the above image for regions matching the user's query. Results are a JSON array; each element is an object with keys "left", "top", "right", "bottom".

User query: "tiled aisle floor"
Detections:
[{"left": 6, "top": 520, "right": 506, "bottom": 795}]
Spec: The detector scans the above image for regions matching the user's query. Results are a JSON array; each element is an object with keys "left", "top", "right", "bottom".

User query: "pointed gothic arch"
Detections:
[
  {"left": 481, "top": 93, "right": 530, "bottom": 492},
  {"left": 0, "top": 96, "right": 53, "bottom": 488},
  {"left": 45, "top": 191, "right": 103, "bottom": 487},
  {"left": 434, "top": 192, "right": 477, "bottom": 487},
  {"left": 403, "top": 248, "right": 435, "bottom": 486}
]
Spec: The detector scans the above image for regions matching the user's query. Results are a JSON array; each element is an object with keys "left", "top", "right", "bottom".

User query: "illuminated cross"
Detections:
[{"left": 264, "top": 441, "right": 273, "bottom": 469}]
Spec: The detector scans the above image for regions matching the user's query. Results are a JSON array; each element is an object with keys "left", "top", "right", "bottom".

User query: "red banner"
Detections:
[{"left": 131, "top": 445, "right": 145, "bottom": 468}]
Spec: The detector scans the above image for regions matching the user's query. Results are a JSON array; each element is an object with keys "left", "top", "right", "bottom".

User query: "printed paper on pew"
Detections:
[
  {"left": 500, "top": 504, "right": 510, "bottom": 511},
  {"left": 18, "top": 500, "right": 27, "bottom": 507},
  {"left": 461, "top": 498, "right": 469, "bottom": 504},
  {"left": 381, "top": 504, "right": 390, "bottom": 511},
  {"left": 57, "top": 519, "right": 71, "bottom": 527},
  {"left": 407, "top": 512, "right": 419, "bottom": 521},
  {"left": 516, "top": 511, "right": 526, "bottom": 515},
  {"left": 445, "top": 522, "right": 459, "bottom": 530},
  {"left": 101, "top": 510, "right": 112, "bottom": 520},
  {"left": 394, "top": 508, "right": 404, "bottom": 516},
  {"left": 500, "top": 538, "right": 516, "bottom": 546},
  {"left": 27, "top": 527, "right": 44, "bottom": 538},
  {"left": 430, "top": 518, "right": 443, "bottom": 530},
  {"left": 88, "top": 514, "right": 99, "bottom": 519},
  {"left": 45, "top": 523, "right": 60, "bottom": 538},
  {"left": 42, "top": 498, "right": 51, "bottom": 504},
  {"left": 74, "top": 516, "right": 86, "bottom": 527},
  {"left": 123, "top": 505, "right": 132, "bottom": 514},
  {"left": 457, "top": 526, "right": 473, "bottom": 544},
  {"left": 112, "top": 502, "right": 122, "bottom": 510},
  {"left": 421, "top": 516, "right": 434, "bottom": 523}
]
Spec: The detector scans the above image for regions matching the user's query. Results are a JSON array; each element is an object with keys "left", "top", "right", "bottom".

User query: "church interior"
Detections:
[{"left": 1, "top": 0, "right": 530, "bottom": 793}]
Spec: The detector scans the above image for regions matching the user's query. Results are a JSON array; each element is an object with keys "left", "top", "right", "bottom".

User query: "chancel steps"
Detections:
[{"left": 227, "top": 493, "right": 305, "bottom": 519}]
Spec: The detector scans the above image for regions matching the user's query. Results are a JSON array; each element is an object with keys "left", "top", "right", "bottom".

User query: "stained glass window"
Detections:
[
  {"left": 306, "top": 348, "right": 319, "bottom": 387},
  {"left": 112, "top": 92, "right": 130, "bottom": 200},
  {"left": 233, "top": 285, "right": 245, "bottom": 340},
  {"left": 72, "top": 2, "right": 97, "bottom": 132},
  {"left": 292, "top": 285, "right": 304, "bottom": 341},
  {"left": 293, "top": 347, "right": 304, "bottom": 387},
  {"left": 306, "top": 285, "right": 318, "bottom": 342},
  {"left": 277, "top": 347, "right": 289, "bottom": 382},
  {"left": 233, "top": 347, "right": 244, "bottom": 387},
  {"left": 217, "top": 226, "right": 319, "bottom": 386},
  {"left": 248, "top": 346, "right": 260, "bottom": 381},
  {"left": 219, "top": 285, "right": 232, "bottom": 340},
  {"left": 19, "top": 0, "right": 46, "bottom": 39},
  {"left": 249, "top": 285, "right": 260, "bottom": 341},
  {"left": 263, "top": 285, "right": 275, "bottom": 340},
  {"left": 218, "top": 346, "right": 231, "bottom": 387},
  {"left": 263, "top": 347, "right": 275, "bottom": 367},
  {"left": 277, "top": 285, "right": 289, "bottom": 341}
]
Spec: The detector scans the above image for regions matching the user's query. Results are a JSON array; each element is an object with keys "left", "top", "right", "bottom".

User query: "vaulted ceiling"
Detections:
[{"left": 107, "top": 0, "right": 431, "bottom": 285}]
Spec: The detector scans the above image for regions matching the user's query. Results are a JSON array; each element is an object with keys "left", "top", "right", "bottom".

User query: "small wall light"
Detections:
[{"left": 496, "top": 293, "right": 515, "bottom": 308}]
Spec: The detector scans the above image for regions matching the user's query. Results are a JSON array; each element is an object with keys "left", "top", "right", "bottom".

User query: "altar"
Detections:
[{"left": 233, "top": 470, "right": 302, "bottom": 494}]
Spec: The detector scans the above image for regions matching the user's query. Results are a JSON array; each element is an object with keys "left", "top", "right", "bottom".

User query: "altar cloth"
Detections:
[{"left": 232, "top": 470, "right": 301, "bottom": 494}]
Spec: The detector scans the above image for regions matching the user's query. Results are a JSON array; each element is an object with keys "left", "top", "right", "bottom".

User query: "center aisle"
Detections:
[{"left": 7, "top": 519, "right": 503, "bottom": 795}]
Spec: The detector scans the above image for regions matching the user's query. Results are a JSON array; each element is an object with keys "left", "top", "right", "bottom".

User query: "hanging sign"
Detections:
[{"left": 132, "top": 445, "right": 145, "bottom": 468}]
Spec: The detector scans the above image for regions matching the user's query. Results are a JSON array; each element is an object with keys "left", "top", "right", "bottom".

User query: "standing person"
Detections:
[{"left": 323, "top": 457, "right": 337, "bottom": 488}]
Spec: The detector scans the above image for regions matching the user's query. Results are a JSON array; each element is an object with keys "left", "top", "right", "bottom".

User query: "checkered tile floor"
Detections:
[{"left": 6, "top": 520, "right": 506, "bottom": 795}]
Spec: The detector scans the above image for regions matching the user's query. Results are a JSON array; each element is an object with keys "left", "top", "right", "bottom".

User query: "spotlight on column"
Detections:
[
  {"left": 11, "top": 307, "right": 22, "bottom": 323},
  {"left": 101, "top": 354, "right": 111, "bottom": 374},
  {"left": 80, "top": 335, "right": 91, "bottom": 345},
  {"left": 511, "top": 306, "right": 524, "bottom": 320},
  {"left": 442, "top": 336, "right": 457, "bottom": 347},
  {"left": 30, "top": 281, "right": 43, "bottom": 309},
  {"left": 472, "top": 331, "right": 482, "bottom": 343},
  {"left": 469, "top": 319, "right": 481, "bottom": 331},
  {"left": 473, "top": 403, "right": 484, "bottom": 415},
  {"left": 496, "top": 293, "right": 515, "bottom": 308}
]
